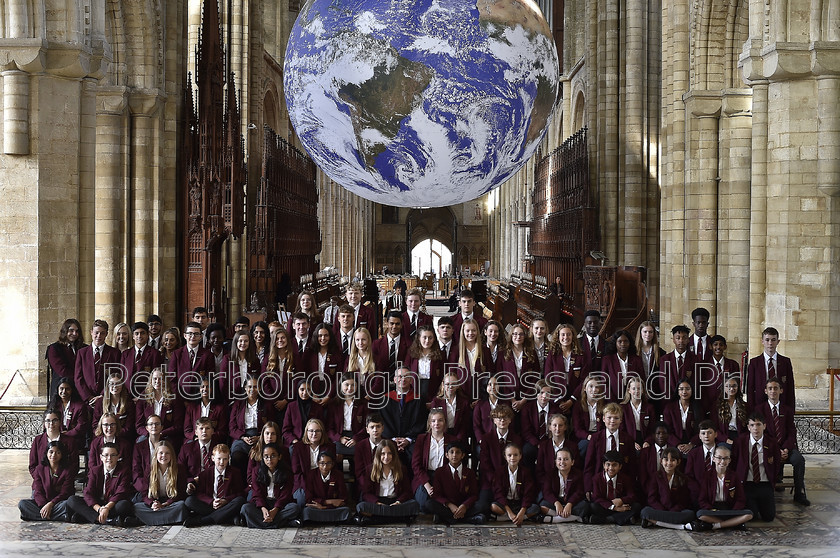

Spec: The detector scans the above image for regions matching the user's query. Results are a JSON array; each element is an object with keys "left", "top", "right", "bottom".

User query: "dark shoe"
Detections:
[
  {"left": 432, "top": 514, "right": 441, "bottom": 524},
  {"left": 469, "top": 513, "right": 486, "bottom": 525},
  {"left": 287, "top": 518, "right": 302, "bottom": 528},
  {"left": 183, "top": 517, "right": 201, "bottom": 528},
  {"left": 581, "top": 515, "right": 591, "bottom": 524},
  {"left": 690, "top": 520, "right": 711, "bottom": 532},
  {"left": 641, "top": 518, "right": 654, "bottom": 529},
  {"left": 775, "top": 485, "right": 785, "bottom": 493},
  {"left": 589, "top": 515, "right": 606, "bottom": 525},
  {"left": 794, "top": 493, "right": 811, "bottom": 506},
  {"left": 104, "top": 517, "right": 121, "bottom": 527},
  {"left": 121, "top": 516, "right": 142, "bottom": 528},
  {"left": 353, "top": 514, "right": 370, "bottom": 526},
  {"left": 405, "top": 515, "right": 416, "bottom": 526},
  {"left": 734, "top": 523, "right": 748, "bottom": 531},
  {"left": 71, "top": 514, "right": 86, "bottom": 524},
  {"left": 233, "top": 514, "right": 244, "bottom": 527}
]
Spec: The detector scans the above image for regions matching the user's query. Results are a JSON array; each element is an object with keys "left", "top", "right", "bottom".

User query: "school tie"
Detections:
[
  {"left": 202, "top": 445, "right": 210, "bottom": 471},
  {"left": 103, "top": 471, "right": 111, "bottom": 500},
  {"left": 135, "top": 349, "right": 142, "bottom": 365},
  {"left": 706, "top": 450, "right": 713, "bottom": 472},
  {"left": 342, "top": 334, "right": 349, "bottom": 355},
  {"left": 190, "top": 349, "right": 196, "bottom": 367},
  {"left": 607, "top": 478, "right": 615, "bottom": 501},
  {"left": 608, "top": 433, "right": 615, "bottom": 452},
  {"left": 94, "top": 347, "right": 101, "bottom": 368},
  {"left": 149, "top": 338, "right": 156, "bottom": 350},
  {"left": 751, "top": 442, "right": 761, "bottom": 482},
  {"left": 657, "top": 449, "right": 664, "bottom": 471},
  {"left": 215, "top": 473, "right": 222, "bottom": 498},
  {"left": 539, "top": 409, "right": 547, "bottom": 438},
  {"left": 768, "top": 357, "right": 776, "bottom": 376},
  {"left": 454, "top": 468, "right": 460, "bottom": 483},
  {"left": 389, "top": 339, "right": 397, "bottom": 370},
  {"left": 590, "top": 337, "right": 596, "bottom": 355},
  {"left": 717, "top": 361, "right": 723, "bottom": 376},
  {"left": 410, "top": 313, "right": 417, "bottom": 337},
  {"left": 677, "top": 354, "right": 684, "bottom": 373},
  {"left": 399, "top": 393, "right": 405, "bottom": 411},
  {"left": 772, "top": 405, "right": 781, "bottom": 440},
  {"left": 696, "top": 338, "right": 702, "bottom": 357},
  {"left": 299, "top": 340, "right": 305, "bottom": 353}
]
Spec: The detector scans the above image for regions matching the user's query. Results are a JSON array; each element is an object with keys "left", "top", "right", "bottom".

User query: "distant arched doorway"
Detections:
[
  {"left": 405, "top": 207, "right": 459, "bottom": 275},
  {"left": 411, "top": 239, "right": 453, "bottom": 277}
]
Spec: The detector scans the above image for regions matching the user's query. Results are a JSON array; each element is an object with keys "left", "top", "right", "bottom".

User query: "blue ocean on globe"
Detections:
[{"left": 284, "top": 0, "right": 560, "bottom": 207}]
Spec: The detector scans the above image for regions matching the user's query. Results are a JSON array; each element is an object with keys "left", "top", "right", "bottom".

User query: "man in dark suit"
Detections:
[
  {"left": 689, "top": 307, "right": 713, "bottom": 362},
  {"left": 373, "top": 311, "right": 411, "bottom": 376},
  {"left": 380, "top": 367, "right": 428, "bottom": 462},
  {"left": 121, "top": 321, "right": 164, "bottom": 397},
  {"left": 74, "top": 319, "right": 121, "bottom": 405},
  {"left": 579, "top": 310, "right": 605, "bottom": 372},
  {"left": 758, "top": 378, "right": 809, "bottom": 505},
  {"left": 401, "top": 288, "right": 433, "bottom": 340},
  {"left": 731, "top": 412, "right": 782, "bottom": 521},
  {"left": 66, "top": 442, "right": 134, "bottom": 525},
  {"left": 168, "top": 321, "right": 215, "bottom": 399},
  {"left": 451, "top": 289, "right": 487, "bottom": 337},
  {"left": 746, "top": 326, "right": 796, "bottom": 409}
]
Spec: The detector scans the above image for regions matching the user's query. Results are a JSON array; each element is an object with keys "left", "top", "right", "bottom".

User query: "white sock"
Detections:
[
  {"left": 655, "top": 521, "right": 686, "bottom": 530},
  {"left": 713, "top": 523, "right": 722, "bottom": 530},
  {"left": 684, "top": 522, "right": 693, "bottom": 531},
  {"left": 553, "top": 515, "right": 580, "bottom": 523}
]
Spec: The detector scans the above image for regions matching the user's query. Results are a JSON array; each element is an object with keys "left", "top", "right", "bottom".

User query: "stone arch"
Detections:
[
  {"left": 691, "top": 0, "right": 749, "bottom": 90},
  {"left": 263, "top": 83, "right": 280, "bottom": 133},
  {"left": 111, "top": 0, "right": 162, "bottom": 89},
  {"left": 572, "top": 89, "right": 585, "bottom": 133}
]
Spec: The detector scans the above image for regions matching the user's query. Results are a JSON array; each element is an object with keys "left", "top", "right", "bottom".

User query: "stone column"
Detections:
[
  {"left": 3, "top": 70, "right": 29, "bottom": 154},
  {"left": 78, "top": 79, "right": 99, "bottom": 327}
]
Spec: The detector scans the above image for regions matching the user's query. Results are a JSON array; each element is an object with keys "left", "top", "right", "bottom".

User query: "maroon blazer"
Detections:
[
  {"left": 218, "top": 355, "right": 262, "bottom": 398},
  {"left": 432, "top": 463, "right": 478, "bottom": 508},
  {"left": 544, "top": 350, "right": 588, "bottom": 402},
  {"left": 141, "top": 469, "right": 188, "bottom": 507},
  {"left": 601, "top": 354, "right": 646, "bottom": 402},
  {"left": 637, "top": 444, "right": 668, "bottom": 492},
  {"left": 303, "top": 351, "right": 344, "bottom": 400},
  {"left": 55, "top": 398, "right": 90, "bottom": 443},
  {"left": 400, "top": 311, "right": 433, "bottom": 338},
  {"left": 333, "top": 303, "right": 377, "bottom": 336},
  {"left": 478, "top": 429, "right": 522, "bottom": 490},
  {"left": 74, "top": 344, "right": 121, "bottom": 401},
  {"left": 372, "top": 334, "right": 412, "bottom": 374},
  {"left": 685, "top": 444, "right": 717, "bottom": 497},
  {"left": 757, "top": 401, "right": 797, "bottom": 451},
  {"left": 192, "top": 466, "right": 245, "bottom": 505},
  {"left": 496, "top": 353, "right": 541, "bottom": 400},
  {"left": 353, "top": 439, "right": 378, "bottom": 487},
  {"left": 168, "top": 345, "right": 215, "bottom": 398},
  {"left": 304, "top": 468, "right": 348, "bottom": 505},
  {"left": 697, "top": 469, "right": 747, "bottom": 510},
  {"left": 657, "top": 351, "right": 700, "bottom": 400},
  {"left": 731, "top": 434, "right": 781, "bottom": 486},
  {"left": 135, "top": 397, "right": 185, "bottom": 441},
  {"left": 430, "top": 396, "right": 472, "bottom": 442},
  {"left": 405, "top": 354, "right": 447, "bottom": 402},
  {"left": 178, "top": 439, "right": 218, "bottom": 479},
  {"left": 492, "top": 465, "right": 536, "bottom": 509},
  {"left": 746, "top": 354, "right": 795, "bottom": 409},
  {"left": 31, "top": 464, "right": 75, "bottom": 507},
  {"left": 411, "top": 432, "right": 453, "bottom": 491},
  {"left": 132, "top": 438, "right": 155, "bottom": 493},
  {"left": 183, "top": 401, "right": 229, "bottom": 441},
  {"left": 251, "top": 470, "right": 294, "bottom": 509},
  {"left": 646, "top": 470, "right": 692, "bottom": 511},
  {"left": 712, "top": 400, "right": 747, "bottom": 442},
  {"left": 621, "top": 401, "right": 656, "bottom": 445},
  {"left": 662, "top": 401, "right": 702, "bottom": 446},
  {"left": 88, "top": 436, "right": 133, "bottom": 469},
  {"left": 229, "top": 398, "right": 273, "bottom": 440},
  {"left": 520, "top": 400, "right": 561, "bottom": 447},
  {"left": 472, "top": 399, "right": 495, "bottom": 445},
  {"left": 46, "top": 342, "right": 81, "bottom": 381},
  {"left": 442, "top": 346, "right": 494, "bottom": 403},
  {"left": 360, "top": 473, "right": 412, "bottom": 504},
  {"left": 542, "top": 468, "right": 585, "bottom": 507},
  {"left": 29, "top": 433, "right": 77, "bottom": 477},
  {"left": 326, "top": 398, "right": 368, "bottom": 443},
  {"left": 83, "top": 462, "right": 132, "bottom": 507},
  {"left": 536, "top": 437, "right": 581, "bottom": 479},
  {"left": 580, "top": 335, "right": 606, "bottom": 373},
  {"left": 591, "top": 471, "right": 637, "bottom": 508},
  {"left": 571, "top": 401, "right": 603, "bottom": 443},
  {"left": 92, "top": 397, "right": 136, "bottom": 442},
  {"left": 290, "top": 336, "right": 313, "bottom": 371},
  {"left": 291, "top": 443, "right": 330, "bottom": 492},
  {"left": 451, "top": 313, "right": 488, "bottom": 337},
  {"left": 121, "top": 347, "right": 164, "bottom": 396},
  {"left": 281, "top": 399, "right": 325, "bottom": 446},
  {"left": 583, "top": 429, "right": 635, "bottom": 493},
  {"left": 689, "top": 334, "right": 713, "bottom": 363}
]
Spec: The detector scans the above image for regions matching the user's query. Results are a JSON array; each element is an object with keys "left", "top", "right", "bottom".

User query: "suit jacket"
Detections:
[
  {"left": 29, "top": 433, "right": 78, "bottom": 477},
  {"left": 168, "top": 345, "right": 215, "bottom": 398},
  {"left": 637, "top": 444, "right": 668, "bottom": 493},
  {"left": 451, "top": 313, "right": 488, "bottom": 337},
  {"left": 732, "top": 434, "right": 781, "bottom": 486},
  {"left": 372, "top": 334, "right": 412, "bottom": 375},
  {"left": 430, "top": 395, "right": 472, "bottom": 442},
  {"left": 519, "top": 400, "right": 561, "bottom": 447},
  {"left": 218, "top": 355, "right": 262, "bottom": 398},
  {"left": 689, "top": 334, "right": 713, "bottom": 363},
  {"left": 544, "top": 350, "right": 588, "bottom": 402},
  {"left": 229, "top": 398, "right": 273, "bottom": 441},
  {"left": 183, "top": 401, "right": 229, "bottom": 441},
  {"left": 304, "top": 468, "right": 348, "bottom": 506},
  {"left": 583, "top": 429, "right": 635, "bottom": 493},
  {"left": 135, "top": 397, "right": 184, "bottom": 441},
  {"left": 757, "top": 400, "right": 797, "bottom": 451},
  {"left": 401, "top": 311, "right": 433, "bottom": 339},
  {"left": 571, "top": 401, "right": 603, "bottom": 443},
  {"left": 132, "top": 438, "right": 156, "bottom": 493},
  {"left": 492, "top": 466, "right": 536, "bottom": 509},
  {"left": 46, "top": 342, "right": 81, "bottom": 380},
  {"left": 281, "top": 399, "right": 325, "bottom": 446},
  {"left": 88, "top": 436, "right": 133, "bottom": 470},
  {"left": 646, "top": 470, "right": 692, "bottom": 511},
  {"left": 472, "top": 399, "right": 496, "bottom": 445},
  {"left": 478, "top": 429, "right": 522, "bottom": 490},
  {"left": 411, "top": 432, "right": 453, "bottom": 491},
  {"left": 291, "top": 443, "right": 330, "bottom": 492},
  {"left": 251, "top": 470, "right": 294, "bottom": 509},
  {"left": 83, "top": 462, "right": 132, "bottom": 507},
  {"left": 697, "top": 469, "right": 747, "bottom": 510},
  {"left": 55, "top": 398, "right": 90, "bottom": 444},
  {"left": 381, "top": 390, "right": 428, "bottom": 441},
  {"left": 542, "top": 467, "right": 585, "bottom": 507},
  {"left": 178, "top": 439, "right": 218, "bottom": 479},
  {"left": 579, "top": 334, "right": 606, "bottom": 373},
  {"left": 193, "top": 466, "right": 245, "bottom": 505},
  {"left": 290, "top": 336, "right": 314, "bottom": 371},
  {"left": 496, "top": 353, "right": 541, "bottom": 400},
  {"left": 591, "top": 471, "right": 637, "bottom": 508},
  {"left": 32, "top": 464, "right": 75, "bottom": 507},
  {"left": 657, "top": 351, "right": 699, "bottom": 400},
  {"left": 536, "top": 437, "right": 581, "bottom": 480},
  {"left": 432, "top": 463, "right": 478, "bottom": 508},
  {"left": 747, "top": 354, "right": 795, "bottom": 409},
  {"left": 445, "top": 345, "right": 495, "bottom": 402},
  {"left": 684, "top": 444, "right": 717, "bottom": 491},
  {"left": 326, "top": 398, "right": 368, "bottom": 443},
  {"left": 601, "top": 354, "right": 646, "bottom": 402},
  {"left": 621, "top": 400, "right": 656, "bottom": 445},
  {"left": 360, "top": 473, "right": 412, "bottom": 504},
  {"left": 353, "top": 438, "right": 378, "bottom": 486},
  {"left": 74, "top": 344, "right": 121, "bottom": 401},
  {"left": 121, "top": 347, "right": 164, "bottom": 396}
]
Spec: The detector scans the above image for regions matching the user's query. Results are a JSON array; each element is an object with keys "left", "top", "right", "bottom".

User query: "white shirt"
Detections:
[
  {"left": 631, "top": 401, "right": 642, "bottom": 431},
  {"left": 267, "top": 473, "right": 276, "bottom": 499},
  {"left": 200, "top": 401, "right": 211, "bottom": 418},
  {"left": 507, "top": 468, "right": 519, "bottom": 499},
  {"left": 764, "top": 353, "right": 776, "bottom": 373},
  {"left": 557, "top": 471, "right": 566, "bottom": 496},
  {"left": 379, "top": 470, "right": 396, "bottom": 498},
  {"left": 680, "top": 402, "right": 690, "bottom": 428},
  {"left": 343, "top": 400, "right": 354, "bottom": 431},
  {"left": 445, "top": 397, "right": 457, "bottom": 428},
  {"left": 716, "top": 475, "right": 726, "bottom": 501},
  {"left": 749, "top": 436, "right": 768, "bottom": 482},
  {"left": 318, "top": 352, "right": 327, "bottom": 374},
  {"left": 429, "top": 436, "right": 445, "bottom": 471},
  {"left": 513, "top": 350, "right": 523, "bottom": 373},
  {"left": 418, "top": 355, "right": 431, "bottom": 379},
  {"left": 467, "top": 346, "right": 478, "bottom": 374},
  {"left": 449, "top": 463, "right": 463, "bottom": 478},
  {"left": 617, "top": 355, "right": 628, "bottom": 374},
  {"left": 588, "top": 403, "right": 598, "bottom": 431},
  {"left": 642, "top": 349, "right": 653, "bottom": 374},
  {"left": 728, "top": 402, "right": 738, "bottom": 429},
  {"left": 496, "top": 429, "right": 508, "bottom": 444},
  {"left": 153, "top": 396, "right": 164, "bottom": 417},
  {"left": 605, "top": 430, "right": 619, "bottom": 451},
  {"left": 238, "top": 359, "right": 248, "bottom": 386},
  {"left": 309, "top": 446, "right": 320, "bottom": 470},
  {"left": 244, "top": 400, "right": 259, "bottom": 429}
]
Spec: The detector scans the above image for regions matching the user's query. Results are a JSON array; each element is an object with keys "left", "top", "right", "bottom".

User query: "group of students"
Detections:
[{"left": 22, "top": 284, "right": 808, "bottom": 530}]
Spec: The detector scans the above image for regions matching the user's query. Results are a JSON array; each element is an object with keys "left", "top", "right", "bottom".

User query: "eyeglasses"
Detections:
[
  {"left": 146, "top": 422, "right": 162, "bottom": 427},
  {"left": 712, "top": 456, "right": 731, "bottom": 461},
  {"left": 185, "top": 332, "right": 201, "bottom": 336},
  {"left": 44, "top": 418, "right": 60, "bottom": 424},
  {"left": 102, "top": 423, "right": 117, "bottom": 428}
]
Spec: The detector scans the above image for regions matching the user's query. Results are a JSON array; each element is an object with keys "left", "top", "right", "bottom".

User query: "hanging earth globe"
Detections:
[{"left": 284, "top": 0, "right": 560, "bottom": 208}]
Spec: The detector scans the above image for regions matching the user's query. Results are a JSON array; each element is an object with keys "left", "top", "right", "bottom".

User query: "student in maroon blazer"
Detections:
[
  {"left": 327, "top": 374, "right": 368, "bottom": 459},
  {"left": 450, "top": 289, "right": 488, "bottom": 337},
  {"left": 446, "top": 318, "right": 494, "bottom": 403},
  {"left": 477, "top": 405, "right": 520, "bottom": 513},
  {"left": 545, "top": 323, "right": 588, "bottom": 412},
  {"left": 583, "top": 403, "right": 635, "bottom": 494},
  {"left": 168, "top": 321, "right": 216, "bottom": 399},
  {"left": 29, "top": 410, "right": 78, "bottom": 478},
  {"left": 589, "top": 450, "right": 640, "bottom": 525},
  {"left": 620, "top": 376, "right": 656, "bottom": 450},
  {"left": 67, "top": 442, "right": 134, "bottom": 525},
  {"left": 184, "top": 444, "right": 246, "bottom": 526},
  {"left": 301, "top": 451, "right": 351, "bottom": 523},
  {"left": 656, "top": 325, "right": 698, "bottom": 401},
  {"left": 74, "top": 319, "right": 121, "bottom": 404},
  {"left": 426, "top": 442, "right": 485, "bottom": 525},
  {"left": 88, "top": 412, "right": 133, "bottom": 469},
  {"left": 746, "top": 327, "right": 796, "bottom": 409},
  {"left": 179, "top": 417, "right": 218, "bottom": 480},
  {"left": 411, "top": 409, "right": 452, "bottom": 511},
  {"left": 45, "top": 318, "right": 84, "bottom": 402},
  {"left": 282, "top": 380, "right": 325, "bottom": 448},
  {"left": 572, "top": 376, "right": 605, "bottom": 452},
  {"left": 430, "top": 373, "right": 473, "bottom": 443},
  {"left": 695, "top": 444, "right": 754, "bottom": 530},
  {"left": 372, "top": 311, "right": 412, "bottom": 376},
  {"left": 133, "top": 440, "right": 189, "bottom": 526},
  {"left": 290, "top": 418, "right": 330, "bottom": 502},
  {"left": 355, "top": 440, "right": 419, "bottom": 524},
  {"left": 688, "top": 307, "right": 713, "bottom": 363},
  {"left": 183, "top": 376, "right": 229, "bottom": 441},
  {"left": 344, "top": 327, "right": 388, "bottom": 401},
  {"left": 601, "top": 330, "right": 646, "bottom": 403},
  {"left": 134, "top": 368, "right": 184, "bottom": 446},
  {"left": 401, "top": 288, "right": 433, "bottom": 340},
  {"left": 713, "top": 375, "right": 748, "bottom": 445},
  {"left": 637, "top": 424, "right": 671, "bottom": 493},
  {"left": 489, "top": 442, "right": 539, "bottom": 525},
  {"left": 304, "top": 324, "right": 345, "bottom": 402},
  {"left": 704, "top": 335, "right": 740, "bottom": 405},
  {"left": 354, "top": 414, "right": 385, "bottom": 488},
  {"left": 48, "top": 377, "right": 90, "bottom": 449},
  {"left": 19, "top": 440, "right": 75, "bottom": 521},
  {"left": 332, "top": 283, "right": 377, "bottom": 334},
  {"left": 92, "top": 371, "right": 136, "bottom": 443},
  {"left": 579, "top": 310, "right": 606, "bottom": 373},
  {"left": 759, "top": 378, "right": 809, "bottom": 505},
  {"left": 132, "top": 415, "right": 165, "bottom": 495},
  {"left": 405, "top": 326, "right": 446, "bottom": 403},
  {"left": 540, "top": 446, "right": 588, "bottom": 523},
  {"left": 520, "top": 381, "right": 561, "bottom": 464},
  {"left": 731, "top": 412, "right": 781, "bottom": 521},
  {"left": 496, "top": 324, "right": 540, "bottom": 408},
  {"left": 536, "top": 414, "right": 580, "bottom": 480},
  {"left": 240, "top": 442, "right": 300, "bottom": 528},
  {"left": 472, "top": 374, "right": 505, "bottom": 447},
  {"left": 229, "top": 376, "right": 275, "bottom": 474},
  {"left": 684, "top": 420, "right": 720, "bottom": 499},
  {"left": 662, "top": 379, "right": 706, "bottom": 453},
  {"left": 121, "top": 322, "right": 164, "bottom": 397},
  {"left": 640, "top": 447, "right": 695, "bottom": 529}
]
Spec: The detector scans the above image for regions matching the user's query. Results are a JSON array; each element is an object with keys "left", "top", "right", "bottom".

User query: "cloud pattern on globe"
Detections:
[{"left": 284, "top": 0, "right": 560, "bottom": 208}]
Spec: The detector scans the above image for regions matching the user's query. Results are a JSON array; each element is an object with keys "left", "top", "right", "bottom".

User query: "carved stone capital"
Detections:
[
  {"left": 761, "top": 42, "right": 812, "bottom": 80},
  {"left": 682, "top": 90, "right": 722, "bottom": 118},
  {"left": 0, "top": 39, "right": 46, "bottom": 73},
  {"left": 96, "top": 86, "right": 129, "bottom": 115},
  {"left": 721, "top": 88, "right": 753, "bottom": 117},
  {"left": 128, "top": 90, "right": 164, "bottom": 117},
  {"left": 811, "top": 42, "right": 840, "bottom": 77}
]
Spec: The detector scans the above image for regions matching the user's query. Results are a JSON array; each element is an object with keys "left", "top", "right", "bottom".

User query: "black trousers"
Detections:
[
  {"left": 66, "top": 496, "right": 134, "bottom": 524},
  {"left": 744, "top": 482, "right": 775, "bottom": 521}
]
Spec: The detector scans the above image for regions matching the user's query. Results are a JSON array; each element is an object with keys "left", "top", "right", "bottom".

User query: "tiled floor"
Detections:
[{"left": 1, "top": 449, "right": 838, "bottom": 557}]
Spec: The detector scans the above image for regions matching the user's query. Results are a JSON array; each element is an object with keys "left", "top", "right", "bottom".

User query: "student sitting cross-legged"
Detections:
[
  {"left": 489, "top": 442, "right": 540, "bottom": 526},
  {"left": 640, "top": 447, "right": 696, "bottom": 530},
  {"left": 539, "top": 447, "right": 588, "bottom": 523},
  {"left": 18, "top": 440, "right": 75, "bottom": 522},
  {"left": 183, "top": 443, "right": 246, "bottom": 527},
  {"left": 301, "top": 451, "right": 351, "bottom": 524},
  {"left": 425, "top": 441, "right": 486, "bottom": 526},
  {"left": 693, "top": 444, "right": 754, "bottom": 531},
  {"left": 355, "top": 439, "right": 420, "bottom": 525},
  {"left": 239, "top": 442, "right": 300, "bottom": 528},
  {"left": 133, "top": 440, "right": 187, "bottom": 526},
  {"left": 66, "top": 442, "right": 135, "bottom": 526}
]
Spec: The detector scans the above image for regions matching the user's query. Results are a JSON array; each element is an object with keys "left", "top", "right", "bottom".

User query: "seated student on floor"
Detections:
[
  {"left": 19, "top": 441, "right": 74, "bottom": 522},
  {"left": 184, "top": 443, "right": 246, "bottom": 527},
  {"left": 537, "top": 414, "right": 580, "bottom": 482},
  {"left": 29, "top": 409, "right": 77, "bottom": 478},
  {"left": 179, "top": 417, "right": 218, "bottom": 481},
  {"left": 245, "top": 422, "right": 284, "bottom": 492},
  {"left": 291, "top": 419, "right": 330, "bottom": 506},
  {"left": 327, "top": 373, "right": 367, "bottom": 465},
  {"left": 132, "top": 414, "right": 165, "bottom": 499},
  {"left": 355, "top": 439, "right": 420, "bottom": 525},
  {"left": 239, "top": 442, "right": 300, "bottom": 529},
  {"left": 583, "top": 402, "right": 634, "bottom": 496},
  {"left": 685, "top": 420, "right": 719, "bottom": 498},
  {"left": 694, "top": 444, "right": 754, "bottom": 531},
  {"left": 589, "top": 450, "right": 641, "bottom": 526},
  {"left": 66, "top": 442, "right": 134, "bottom": 526},
  {"left": 425, "top": 441, "right": 485, "bottom": 526},
  {"left": 477, "top": 404, "right": 520, "bottom": 513},
  {"left": 489, "top": 442, "right": 539, "bottom": 526},
  {"left": 411, "top": 408, "right": 451, "bottom": 513},
  {"left": 732, "top": 412, "right": 781, "bottom": 522},
  {"left": 637, "top": 423, "right": 671, "bottom": 492},
  {"left": 640, "top": 447, "right": 696, "bottom": 530},
  {"left": 540, "top": 447, "right": 588, "bottom": 524},
  {"left": 301, "top": 451, "right": 351, "bottom": 524},
  {"left": 133, "top": 440, "right": 187, "bottom": 526}
]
